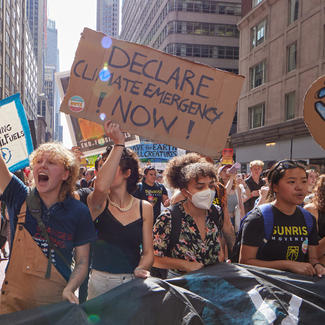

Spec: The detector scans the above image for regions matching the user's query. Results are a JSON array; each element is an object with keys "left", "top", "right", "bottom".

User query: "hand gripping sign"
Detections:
[
  {"left": 0, "top": 94, "right": 34, "bottom": 172},
  {"left": 304, "top": 75, "right": 325, "bottom": 150},
  {"left": 60, "top": 28, "right": 244, "bottom": 157}
]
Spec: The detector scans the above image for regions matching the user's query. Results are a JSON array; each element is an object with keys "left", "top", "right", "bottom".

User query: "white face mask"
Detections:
[{"left": 187, "top": 188, "right": 215, "bottom": 210}]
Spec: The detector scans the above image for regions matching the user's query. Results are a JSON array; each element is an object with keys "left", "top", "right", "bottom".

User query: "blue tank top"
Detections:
[{"left": 92, "top": 200, "right": 143, "bottom": 274}]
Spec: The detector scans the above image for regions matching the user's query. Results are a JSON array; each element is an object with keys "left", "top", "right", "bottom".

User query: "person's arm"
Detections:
[
  {"left": 0, "top": 152, "right": 12, "bottom": 195},
  {"left": 318, "top": 238, "right": 325, "bottom": 258},
  {"left": 220, "top": 197, "right": 235, "bottom": 256},
  {"left": 134, "top": 200, "right": 154, "bottom": 278},
  {"left": 235, "top": 186, "right": 245, "bottom": 219},
  {"left": 153, "top": 256, "right": 203, "bottom": 273},
  {"left": 255, "top": 186, "right": 269, "bottom": 207},
  {"left": 308, "top": 245, "right": 325, "bottom": 277},
  {"left": 239, "top": 244, "right": 316, "bottom": 276},
  {"left": 62, "top": 243, "right": 90, "bottom": 304},
  {"left": 225, "top": 175, "right": 235, "bottom": 194},
  {"left": 87, "top": 121, "right": 125, "bottom": 220}
]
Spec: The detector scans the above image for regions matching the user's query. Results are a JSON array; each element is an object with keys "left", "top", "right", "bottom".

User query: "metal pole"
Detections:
[{"left": 290, "top": 138, "right": 293, "bottom": 160}]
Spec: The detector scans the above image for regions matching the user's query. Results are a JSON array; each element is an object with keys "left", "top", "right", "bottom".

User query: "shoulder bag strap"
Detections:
[{"left": 26, "top": 188, "right": 71, "bottom": 279}]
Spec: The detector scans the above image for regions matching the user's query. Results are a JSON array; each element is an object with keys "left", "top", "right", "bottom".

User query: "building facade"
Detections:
[
  {"left": 45, "top": 19, "right": 62, "bottom": 142},
  {"left": 97, "top": 0, "right": 120, "bottom": 38},
  {"left": 0, "top": 0, "right": 38, "bottom": 123},
  {"left": 232, "top": 0, "right": 325, "bottom": 171},
  {"left": 121, "top": 0, "right": 241, "bottom": 74}
]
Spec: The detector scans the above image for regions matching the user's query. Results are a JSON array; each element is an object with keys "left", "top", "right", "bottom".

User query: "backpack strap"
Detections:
[
  {"left": 259, "top": 204, "right": 274, "bottom": 242},
  {"left": 209, "top": 204, "right": 223, "bottom": 231},
  {"left": 166, "top": 203, "right": 183, "bottom": 257},
  {"left": 297, "top": 206, "right": 314, "bottom": 234}
]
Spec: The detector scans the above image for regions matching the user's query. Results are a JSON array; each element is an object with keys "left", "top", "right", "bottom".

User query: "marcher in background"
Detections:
[
  {"left": 218, "top": 165, "right": 245, "bottom": 229},
  {"left": 239, "top": 160, "right": 325, "bottom": 277},
  {"left": 304, "top": 169, "right": 319, "bottom": 205},
  {"left": 243, "top": 160, "right": 265, "bottom": 214},
  {"left": 304, "top": 175, "right": 325, "bottom": 265},
  {"left": 153, "top": 155, "right": 233, "bottom": 277},
  {"left": 134, "top": 166, "right": 170, "bottom": 221},
  {"left": 0, "top": 143, "right": 97, "bottom": 314},
  {"left": 87, "top": 121, "right": 153, "bottom": 299}
]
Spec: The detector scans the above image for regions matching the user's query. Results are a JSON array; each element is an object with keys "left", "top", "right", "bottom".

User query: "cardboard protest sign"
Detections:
[
  {"left": 60, "top": 28, "right": 244, "bottom": 157},
  {"left": 304, "top": 75, "right": 325, "bottom": 150},
  {"left": 56, "top": 71, "right": 140, "bottom": 156},
  {"left": 0, "top": 94, "right": 34, "bottom": 172}
]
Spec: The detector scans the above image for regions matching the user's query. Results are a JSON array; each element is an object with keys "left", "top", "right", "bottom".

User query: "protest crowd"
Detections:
[{"left": 0, "top": 117, "right": 325, "bottom": 316}]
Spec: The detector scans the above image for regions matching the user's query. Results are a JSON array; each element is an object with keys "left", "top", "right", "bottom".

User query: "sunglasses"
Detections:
[{"left": 268, "top": 159, "right": 306, "bottom": 180}]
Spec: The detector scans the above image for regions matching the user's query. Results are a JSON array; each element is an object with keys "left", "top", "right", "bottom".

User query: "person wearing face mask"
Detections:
[{"left": 152, "top": 154, "right": 226, "bottom": 277}]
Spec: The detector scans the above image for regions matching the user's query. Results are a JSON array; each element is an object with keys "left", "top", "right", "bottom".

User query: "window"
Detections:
[
  {"left": 250, "top": 61, "right": 266, "bottom": 89},
  {"left": 249, "top": 103, "right": 265, "bottom": 129},
  {"left": 288, "top": 0, "right": 299, "bottom": 24},
  {"left": 251, "top": 19, "right": 266, "bottom": 48},
  {"left": 287, "top": 42, "right": 297, "bottom": 72},
  {"left": 285, "top": 92, "right": 295, "bottom": 120},
  {"left": 252, "top": 0, "right": 263, "bottom": 8}
]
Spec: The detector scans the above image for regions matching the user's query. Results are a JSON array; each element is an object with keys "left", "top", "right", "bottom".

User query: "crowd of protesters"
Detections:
[{"left": 0, "top": 119, "right": 325, "bottom": 314}]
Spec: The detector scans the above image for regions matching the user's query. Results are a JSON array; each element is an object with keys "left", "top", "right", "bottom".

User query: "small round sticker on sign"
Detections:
[
  {"left": 302, "top": 238, "right": 308, "bottom": 254},
  {"left": 68, "top": 96, "right": 85, "bottom": 113}
]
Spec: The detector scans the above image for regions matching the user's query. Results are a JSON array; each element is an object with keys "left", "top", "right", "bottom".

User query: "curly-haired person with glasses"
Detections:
[{"left": 239, "top": 160, "right": 325, "bottom": 277}]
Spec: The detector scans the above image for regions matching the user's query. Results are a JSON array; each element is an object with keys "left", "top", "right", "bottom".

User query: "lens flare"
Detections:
[
  {"left": 88, "top": 314, "right": 101, "bottom": 323},
  {"left": 99, "top": 68, "right": 111, "bottom": 82},
  {"left": 99, "top": 113, "right": 106, "bottom": 121},
  {"left": 101, "top": 36, "right": 112, "bottom": 49}
]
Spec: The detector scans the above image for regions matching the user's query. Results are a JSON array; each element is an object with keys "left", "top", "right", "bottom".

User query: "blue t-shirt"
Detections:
[{"left": 2, "top": 175, "right": 97, "bottom": 281}]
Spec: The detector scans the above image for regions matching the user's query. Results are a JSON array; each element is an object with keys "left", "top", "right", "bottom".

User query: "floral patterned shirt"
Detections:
[{"left": 153, "top": 201, "right": 221, "bottom": 269}]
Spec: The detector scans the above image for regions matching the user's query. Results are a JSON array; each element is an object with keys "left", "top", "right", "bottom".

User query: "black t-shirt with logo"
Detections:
[
  {"left": 134, "top": 182, "right": 167, "bottom": 221},
  {"left": 244, "top": 176, "right": 265, "bottom": 214},
  {"left": 241, "top": 206, "right": 318, "bottom": 262}
]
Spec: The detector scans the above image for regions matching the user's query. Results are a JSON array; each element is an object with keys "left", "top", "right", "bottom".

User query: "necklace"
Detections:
[{"left": 108, "top": 195, "right": 134, "bottom": 212}]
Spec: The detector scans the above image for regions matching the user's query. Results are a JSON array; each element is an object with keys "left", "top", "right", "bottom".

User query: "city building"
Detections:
[
  {"left": 22, "top": 18, "right": 38, "bottom": 122},
  {"left": 121, "top": 0, "right": 241, "bottom": 74},
  {"left": 0, "top": 0, "right": 38, "bottom": 124},
  {"left": 232, "top": 0, "right": 325, "bottom": 171},
  {"left": 45, "top": 19, "right": 62, "bottom": 142},
  {"left": 97, "top": 0, "right": 120, "bottom": 38}
]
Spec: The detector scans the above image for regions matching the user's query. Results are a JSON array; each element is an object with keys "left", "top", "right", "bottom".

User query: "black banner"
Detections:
[{"left": 1, "top": 263, "right": 324, "bottom": 324}]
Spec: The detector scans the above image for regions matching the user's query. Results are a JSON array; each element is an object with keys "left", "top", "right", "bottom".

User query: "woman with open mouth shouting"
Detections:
[{"left": 0, "top": 143, "right": 97, "bottom": 314}]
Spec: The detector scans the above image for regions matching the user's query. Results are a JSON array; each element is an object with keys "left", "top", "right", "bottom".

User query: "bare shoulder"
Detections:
[{"left": 304, "top": 203, "right": 317, "bottom": 216}]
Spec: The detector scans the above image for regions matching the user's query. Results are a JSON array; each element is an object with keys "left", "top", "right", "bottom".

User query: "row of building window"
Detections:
[
  {"left": 251, "top": 1, "right": 299, "bottom": 49},
  {"left": 169, "top": 0, "right": 241, "bottom": 16},
  {"left": 249, "top": 91, "right": 296, "bottom": 129},
  {"left": 250, "top": 42, "right": 297, "bottom": 90},
  {"left": 153, "top": 20, "right": 239, "bottom": 48},
  {"left": 165, "top": 43, "right": 239, "bottom": 59},
  {"left": 141, "top": 0, "right": 241, "bottom": 45}
]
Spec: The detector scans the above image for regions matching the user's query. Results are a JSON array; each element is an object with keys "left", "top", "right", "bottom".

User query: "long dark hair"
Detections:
[{"left": 104, "top": 145, "right": 141, "bottom": 193}]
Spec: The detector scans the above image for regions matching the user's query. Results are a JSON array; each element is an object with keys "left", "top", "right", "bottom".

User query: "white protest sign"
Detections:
[{"left": 0, "top": 94, "right": 34, "bottom": 172}]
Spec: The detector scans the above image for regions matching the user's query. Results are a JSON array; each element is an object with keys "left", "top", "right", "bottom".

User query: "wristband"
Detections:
[
  {"left": 114, "top": 144, "right": 125, "bottom": 147},
  {"left": 312, "top": 262, "right": 325, "bottom": 268}
]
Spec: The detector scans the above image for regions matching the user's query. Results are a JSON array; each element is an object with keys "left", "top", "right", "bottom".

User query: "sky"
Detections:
[{"left": 47, "top": 0, "right": 97, "bottom": 147}]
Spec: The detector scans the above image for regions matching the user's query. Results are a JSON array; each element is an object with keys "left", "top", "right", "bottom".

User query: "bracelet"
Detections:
[
  {"left": 312, "top": 262, "right": 325, "bottom": 268},
  {"left": 114, "top": 144, "right": 125, "bottom": 147}
]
